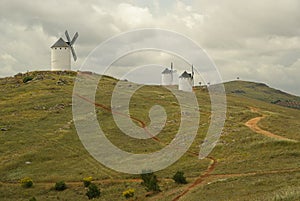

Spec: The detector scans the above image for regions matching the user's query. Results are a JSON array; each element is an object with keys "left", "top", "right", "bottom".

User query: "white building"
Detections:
[
  {"left": 179, "top": 71, "right": 194, "bottom": 92},
  {"left": 161, "top": 68, "right": 173, "bottom": 85},
  {"left": 161, "top": 63, "right": 176, "bottom": 86},
  {"left": 51, "top": 38, "right": 71, "bottom": 71}
]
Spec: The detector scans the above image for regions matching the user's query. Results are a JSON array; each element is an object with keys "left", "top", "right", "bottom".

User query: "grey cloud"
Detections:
[{"left": 0, "top": 0, "right": 299, "bottom": 96}]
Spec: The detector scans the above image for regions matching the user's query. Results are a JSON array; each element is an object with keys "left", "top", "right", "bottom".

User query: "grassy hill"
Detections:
[
  {"left": 0, "top": 71, "right": 299, "bottom": 201},
  {"left": 224, "top": 80, "right": 300, "bottom": 109}
]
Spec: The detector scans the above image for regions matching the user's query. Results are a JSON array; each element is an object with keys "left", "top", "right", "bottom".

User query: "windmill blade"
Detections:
[
  {"left": 70, "top": 32, "right": 78, "bottom": 45},
  {"left": 70, "top": 46, "right": 77, "bottom": 61},
  {"left": 65, "top": 30, "right": 71, "bottom": 43}
]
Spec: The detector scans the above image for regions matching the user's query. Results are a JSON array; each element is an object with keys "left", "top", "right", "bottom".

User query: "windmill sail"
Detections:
[
  {"left": 65, "top": 30, "right": 78, "bottom": 61},
  {"left": 71, "top": 32, "right": 78, "bottom": 45},
  {"left": 70, "top": 46, "right": 77, "bottom": 61},
  {"left": 65, "top": 30, "right": 71, "bottom": 43}
]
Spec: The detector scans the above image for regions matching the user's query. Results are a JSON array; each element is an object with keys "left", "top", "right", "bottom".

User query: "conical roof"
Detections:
[
  {"left": 179, "top": 71, "right": 192, "bottom": 78},
  {"left": 51, "top": 38, "right": 69, "bottom": 48},
  {"left": 162, "top": 68, "right": 172, "bottom": 74}
]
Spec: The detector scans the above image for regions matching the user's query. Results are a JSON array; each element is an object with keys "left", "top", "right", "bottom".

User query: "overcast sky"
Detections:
[{"left": 0, "top": 0, "right": 299, "bottom": 96}]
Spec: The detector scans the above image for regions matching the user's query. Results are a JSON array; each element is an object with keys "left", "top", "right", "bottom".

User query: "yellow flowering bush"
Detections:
[
  {"left": 20, "top": 177, "right": 33, "bottom": 188},
  {"left": 83, "top": 176, "right": 93, "bottom": 187},
  {"left": 122, "top": 188, "right": 135, "bottom": 199}
]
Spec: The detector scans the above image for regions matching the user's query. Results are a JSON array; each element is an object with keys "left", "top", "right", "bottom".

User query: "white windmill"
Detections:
[
  {"left": 51, "top": 30, "right": 78, "bottom": 71},
  {"left": 161, "top": 62, "right": 176, "bottom": 86},
  {"left": 178, "top": 65, "right": 194, "bottom": 92}
]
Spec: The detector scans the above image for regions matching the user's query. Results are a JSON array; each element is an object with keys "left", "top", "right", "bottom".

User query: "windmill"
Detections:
[
  {"left": 178, "top": 64, "right": 194, "bottom": 92},
  {"left": 51, "top": 30, "right": 79, "bottom": 71},
  {"left": 161, "top": 62, "right": 177, "bottom": 86}
]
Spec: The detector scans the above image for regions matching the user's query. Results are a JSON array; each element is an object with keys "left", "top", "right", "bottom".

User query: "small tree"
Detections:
[
  {"left": 23, "top": 76, "right": 34, "bottom": 83},
  {"left": 86, "top": 183, "right": 101, "bottom": 199},
  {"left": 173, "top": 171, "right": 187, "bottom": 184},
  {"left": 141, "top": 172, "right": 160, "bottom": 192},
  {"left": 54, "top": 181, "right": 67, "bottom": 191}
]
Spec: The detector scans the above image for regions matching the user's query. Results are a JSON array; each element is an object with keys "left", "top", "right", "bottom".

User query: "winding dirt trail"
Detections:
[
  {"left": 171, "top": 157, "right": 217, "bottom": 201},
  {"left": 245, "top": 107, "right": 297, "bottom": 142}
]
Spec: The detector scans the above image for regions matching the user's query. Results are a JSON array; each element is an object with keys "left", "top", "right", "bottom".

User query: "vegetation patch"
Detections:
[
  {"left": 54, "top": 181, "right": 67, "bottom": 191},
  {"left": 86, "top": 183, "right": 101, "bottom": 199},
  {"left": 20, "top": 177, "right": 33, "bottom": 188}
]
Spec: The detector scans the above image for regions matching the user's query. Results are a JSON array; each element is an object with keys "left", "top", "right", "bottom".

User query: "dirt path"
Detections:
[
  {"left": 245, "top": 107, "right": 297, "bottom": 142},
  {"left": 171, "top": 157, "right": 217, "bottom": 201}
]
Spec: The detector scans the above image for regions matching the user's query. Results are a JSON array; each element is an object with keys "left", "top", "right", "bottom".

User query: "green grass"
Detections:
[
  {"left": 0, "top": 71, "right": 299, "bottom": 200},
  {"left": 224, "top": 80, "right": 300, "bottom": 104},
  {"left": 183, "top": 172, "right": 300, "bottom": 201}
]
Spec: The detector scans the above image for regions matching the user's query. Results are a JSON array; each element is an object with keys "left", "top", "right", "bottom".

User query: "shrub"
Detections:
[
  {"left": 122, "top": 188, "right": 135, "bottom": 199},
  {"left": 86, "top": 183, "right": 100, "bottom": 199},
  {"left": 173, "top": 171, "right": 187, "bottom": 184},
  {"left": 141, "top": 172, "right": 160, "bottom": 192},
  {"left": 20, "top": 177, "right": 33, "bottom": 188},
  {"left": 23, "top": 76, "right": 34, "bottom": 83},
  {"left": 54, "top": 181, "right": 67, "bottom": 191},
  {"left": 29, "top": 197, "right": 37, "bottom": 201},
  {"left": 83, "top": 176, "right": 93, "bottom": 187}
]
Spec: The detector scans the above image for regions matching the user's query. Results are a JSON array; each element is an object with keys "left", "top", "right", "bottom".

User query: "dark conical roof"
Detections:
[
  {"left": 51, "top": 38, "right": 69, "bottom": 48},
  {"left": 162, "top": 68, "right": 173, "bottom": 74},
  {"left": 179, "top": 71, "right": 192, "bottom": 78}
]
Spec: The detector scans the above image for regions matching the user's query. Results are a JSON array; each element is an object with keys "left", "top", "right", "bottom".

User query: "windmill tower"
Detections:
[
  {"left": 161, "top": 62, "right": 176, "bottom": 86},
  {"left": 51, "top": 30, "right": 78, "bottom": 71},
  {"left": 178, "top": 65, "right": 194, "bottom": 92}
]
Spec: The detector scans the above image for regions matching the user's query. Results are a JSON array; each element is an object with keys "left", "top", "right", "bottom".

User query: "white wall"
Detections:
[
  {"left": 179, "top": 77, "right": 193, "bottom": 92},
  {"left": 51, "top": 47, "right": 71, "bottom": 71},
  {"left": 162, "top": 73, "right": 173, "bottom": 85}
]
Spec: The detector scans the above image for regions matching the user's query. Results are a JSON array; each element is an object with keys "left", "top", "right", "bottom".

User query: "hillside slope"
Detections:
[
  {"left": 0, "top": 71, "right": 299, "bottom": 201},
  {"left": 225, "top": 80, "right": 300, "bottom": 109}
]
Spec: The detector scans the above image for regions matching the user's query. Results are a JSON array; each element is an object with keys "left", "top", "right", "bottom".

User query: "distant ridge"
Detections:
[
  {"left": 224, "top": 80, "right": 300, "bottom": 109},
  {"left": 1, "top": 71, "right": 299, "bottom": 110}
]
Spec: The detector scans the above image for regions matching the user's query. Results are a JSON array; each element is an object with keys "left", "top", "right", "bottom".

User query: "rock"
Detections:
[
  {"left": 33, "top": 106, "right": 47, "bottom": 110},
  {"left": 49, "top": 103, "right": 65, "bottom": 110},
  {"left": 0, "top": 127, "right": 8, "bottom": 131},
  {"left": 231, "top": 90, "right": 246, "bottom": 94},
  {"left": 14, "top": 72, "right": 23, "bottom": 77},
  {"left": 34, "top": 74, "right": 44, "bottom": 80},
  {"left": 56, "top": 78, "right": 68, "bottom": 85}
]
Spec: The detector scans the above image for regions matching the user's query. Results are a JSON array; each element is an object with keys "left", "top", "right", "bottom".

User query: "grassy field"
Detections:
[{"left": 0, "top": 71, "right": 299, "bottom": 200}]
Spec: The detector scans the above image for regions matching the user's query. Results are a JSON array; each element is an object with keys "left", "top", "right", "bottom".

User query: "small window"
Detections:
[
  {"left": 55, "top": 48, "right": 57, "bottom": 50},
  {"left": 60, "top": 48, "right": 61, "bottom": 50}
]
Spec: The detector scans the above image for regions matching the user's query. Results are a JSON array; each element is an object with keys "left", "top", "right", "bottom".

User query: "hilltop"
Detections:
[
  {"left": 0, "top": 71, "right": 299, "bottom": 201},
  {"left": 225, "top": 80, "right": 300, "bottom": 109}
]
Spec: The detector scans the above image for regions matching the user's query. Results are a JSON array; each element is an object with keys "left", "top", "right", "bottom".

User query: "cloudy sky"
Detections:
[{"left": 0, "top": 0, "right": 299, "bottom": 95}]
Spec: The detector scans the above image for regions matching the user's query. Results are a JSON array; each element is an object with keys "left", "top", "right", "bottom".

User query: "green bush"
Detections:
[
  {"left": 122, "top": 188, "right": 135, "bottom": 199},
  {"left": 20, "top": 177, "right": 33, "bottom": 188},
  {"left": 141, "top": 172, "right": 160, "bottom": 192},
  {"left": 82, "top": 176, "right": 93, "bottom": 187},
  {"left": 29, "top": 197, "right": 37, "bottom": 201},
  {"left": 86, "top": 183, "right": 101, "bottom": 199},
  {"left": 54, "top": 181, "right": 67, "bottom": 191},
  {"left": 173, "top": 171, "right": 187, "bottom": 184},
  {"left": 23, "top": 76, "right": 34, "bottom": 83}
]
